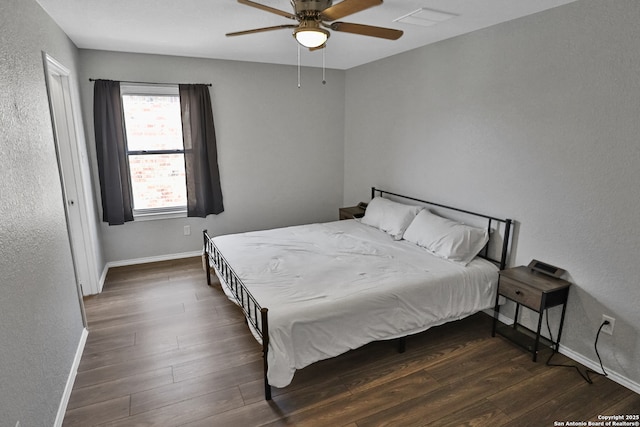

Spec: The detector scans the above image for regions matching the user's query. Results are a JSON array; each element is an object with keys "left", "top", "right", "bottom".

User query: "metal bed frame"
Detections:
[{"left": 203, "top": 187, "right": 513, "bottom": 401}]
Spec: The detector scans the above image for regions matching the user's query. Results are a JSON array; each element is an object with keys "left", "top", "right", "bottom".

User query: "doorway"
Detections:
[{"left": 43, "top": 53, "right": 98, "bottom": 324}]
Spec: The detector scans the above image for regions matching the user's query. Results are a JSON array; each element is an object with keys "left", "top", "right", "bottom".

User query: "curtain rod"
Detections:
[{"left": 89, "top": 78, "right": 212, "bottom": 87}]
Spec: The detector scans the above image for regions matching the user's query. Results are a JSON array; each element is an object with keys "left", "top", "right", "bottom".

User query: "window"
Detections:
[
  {"left": 94, "top": 80, "right": 223, "bottom": 224},
  {"left": 121, "top": 84, "right": 186, "bottom": 218}
]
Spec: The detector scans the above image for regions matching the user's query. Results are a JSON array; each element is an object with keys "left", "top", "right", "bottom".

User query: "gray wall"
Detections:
[
  {"left": 0, "top": 0, "right": 86, "bottom": 425},
  {"left": 344, "top": 0, "right": 640, "bottom": 387},
  {"left": 78, "top": 50, "right": 346, "bottom": 263}
]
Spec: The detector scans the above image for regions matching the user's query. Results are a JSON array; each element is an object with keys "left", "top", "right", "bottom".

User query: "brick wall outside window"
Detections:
[{"left": 122, "top": 94, "right": 187, "bottom": 211}]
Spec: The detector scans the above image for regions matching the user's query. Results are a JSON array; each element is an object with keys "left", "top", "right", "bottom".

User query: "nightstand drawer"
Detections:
[{"left": 499, "top": 276, "right": 543, "bottom": 311}]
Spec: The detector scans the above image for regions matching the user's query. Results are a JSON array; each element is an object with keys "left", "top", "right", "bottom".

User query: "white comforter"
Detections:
[{"left": 212, "top": 219, "right": 498, "bottom": 388}]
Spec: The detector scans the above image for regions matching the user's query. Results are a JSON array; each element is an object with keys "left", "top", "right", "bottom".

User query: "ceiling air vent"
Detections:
[{"left": 394, "top": 8, "right": 457, "bottom": 27}]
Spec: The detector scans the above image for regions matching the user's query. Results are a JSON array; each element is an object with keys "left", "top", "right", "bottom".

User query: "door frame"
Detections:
[{"left": 42, "top": 53, "right": 98, "bottom": 323}]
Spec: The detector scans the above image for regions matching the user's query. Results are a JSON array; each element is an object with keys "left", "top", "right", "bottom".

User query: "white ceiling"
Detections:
[{"left": 35, "top": 0, "right": 578, "bottom": 70}]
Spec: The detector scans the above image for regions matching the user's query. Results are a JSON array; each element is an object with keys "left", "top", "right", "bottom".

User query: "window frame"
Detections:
[{"left": 120, "top": 83, "right": 187, "bottom": 220}]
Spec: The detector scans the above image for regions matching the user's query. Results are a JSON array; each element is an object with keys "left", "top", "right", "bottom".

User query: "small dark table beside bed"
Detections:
[{"left": 203, "top": 187, "right": 513, "bottom": 400}]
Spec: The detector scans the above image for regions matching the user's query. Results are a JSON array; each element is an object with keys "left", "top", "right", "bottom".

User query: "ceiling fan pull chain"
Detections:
[
  {"left": 322, "top": 47, "right": 326, "bottom": 85},
  {"left": 297, "top": 44, "right": 301, "bottom": 88}
]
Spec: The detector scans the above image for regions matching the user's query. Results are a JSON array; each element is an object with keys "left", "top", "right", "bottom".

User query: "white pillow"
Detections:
[
  {"left": 359, "top": 197, "right": 422, "bottom": 240},
  {"left": 403, "top": 210, "right": 489, "bottom": 266}
]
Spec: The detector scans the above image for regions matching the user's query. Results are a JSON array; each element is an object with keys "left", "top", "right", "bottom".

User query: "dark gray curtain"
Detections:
[
  {"left": 179, "top": 84, "right": 224, "bottom": 217},
  {"left": 93, "top": 80, "right": 133, "bottom": 225}
]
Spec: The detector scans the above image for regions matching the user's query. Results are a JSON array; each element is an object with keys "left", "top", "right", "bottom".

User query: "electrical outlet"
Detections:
[
  {"left": 601, "top": 314, "right": 615, "bottom": 335},
  {"left": 183, "top": 225, "right": 191, "bottom": 236}
]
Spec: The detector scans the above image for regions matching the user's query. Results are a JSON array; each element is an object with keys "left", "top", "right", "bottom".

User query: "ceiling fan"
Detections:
[{"left": 227, "top": 0, "right": 403, "bottom": 50}]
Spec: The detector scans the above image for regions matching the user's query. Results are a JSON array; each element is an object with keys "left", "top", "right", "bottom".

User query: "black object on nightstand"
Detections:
[
  {"left": 339, "top": 202, "right": 367, "bottom": 220},
  {"left": 492, "top": 264, "right": 571, "bottom": 361}
]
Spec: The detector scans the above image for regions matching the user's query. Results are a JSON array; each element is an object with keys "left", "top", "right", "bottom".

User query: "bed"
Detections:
[{"left": 203, "top": 188, "right": 513, "bottom": 400}]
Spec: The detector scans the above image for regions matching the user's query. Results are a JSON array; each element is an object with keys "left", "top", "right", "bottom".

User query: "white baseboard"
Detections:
[
  {"left": 55, "top": 327, "right": 88, "bottom": 427},
  {"left": 92, "top": 251, "right": 202, "bottom": 296},
  {"left": 483, "top": 308, "right": 640, "bottom": 395},
  {"left": 98, "top": 264, "right": 108, "bottom": 293},
  {"left": 558, "top": 344, "right": 640, "bottom": 394},
  {"left": 105, "top": 251, "right": 202, "bottom": 269},
  {"left": 488, "top": 308, "right": 514, "bottom": 326}
]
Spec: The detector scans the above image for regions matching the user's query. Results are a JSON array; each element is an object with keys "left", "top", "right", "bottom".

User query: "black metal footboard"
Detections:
[{"left": 202, "top": 230, "right": 271, "bottom": 400}]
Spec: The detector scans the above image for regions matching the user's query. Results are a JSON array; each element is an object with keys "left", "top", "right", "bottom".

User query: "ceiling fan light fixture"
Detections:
[
  {"left": 229, "top": 0, "right": 402, "bottom": 52},
  {"left": 293, "top": 25, "right": 329, "bottom": 48}
]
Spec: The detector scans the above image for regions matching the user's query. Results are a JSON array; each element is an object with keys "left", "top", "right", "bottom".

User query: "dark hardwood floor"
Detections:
[{"left": 64, "top": 257, "right": 639, "bottom": 426}]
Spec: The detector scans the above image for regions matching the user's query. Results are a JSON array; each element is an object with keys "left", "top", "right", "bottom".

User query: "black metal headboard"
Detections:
[{"left": 371, "top": 187, "right": 513, "bottom": 270}]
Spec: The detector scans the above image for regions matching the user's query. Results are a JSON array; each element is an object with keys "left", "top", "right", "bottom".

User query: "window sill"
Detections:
[{"left": 133, "top": 210, "right": 187, "bottom": 222}]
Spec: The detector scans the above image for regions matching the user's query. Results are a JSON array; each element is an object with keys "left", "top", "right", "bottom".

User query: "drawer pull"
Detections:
[{"left": 515, "top": 290, "right": 522, "bottom": 295}]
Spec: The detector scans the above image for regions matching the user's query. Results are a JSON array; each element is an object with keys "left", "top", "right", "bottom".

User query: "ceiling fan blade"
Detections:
[
  {"left": 321, "top": 0, "right": 382, "bottom": 22},
  {"left": 226, "top": 24, "right": 298, "bottom": 37},
  {"left": 329, "top": 22, "right": 403, "bottom": 40},
  {"left": 237, "top": 0, "right": 296, "bottom": 20}
]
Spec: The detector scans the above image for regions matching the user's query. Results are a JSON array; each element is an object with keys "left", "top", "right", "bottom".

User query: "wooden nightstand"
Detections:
[
  {"left": 339, "top": 204, "right": 366, "bottom": 220},
  {"left": 492, "top": 266, "right": 571, "bottom": 361}
]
